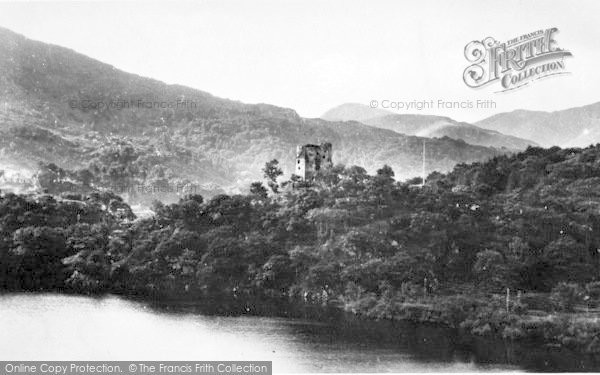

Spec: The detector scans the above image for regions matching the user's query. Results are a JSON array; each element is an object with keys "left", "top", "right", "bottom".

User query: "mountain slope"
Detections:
[
  {"left": 0, "top": 27, "right": 504, "bottom": 197},
  {"left": 321, "top": 102, "right": 393, "bottom": 123},
  {"left": 322, "top": 103, "right": 537, "bottom": 150},
  {"left": 475, "top": 103, "right": 600, "bottom": 148}
]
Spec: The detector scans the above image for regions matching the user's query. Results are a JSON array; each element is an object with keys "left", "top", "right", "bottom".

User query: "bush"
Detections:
[
  {"left": 502, "top": 326, "right": 525, "bottom": 340},
  {"left": 437, "top": 295, "right": 480, "bottom": 326},
  {"left": 520, "top": 293, "right": 554, "bottom": 311},
  {"left": 585, "top": 281, "right": 600, "bottom": 305},
  {"left": 550, "top": 282, "right": 584, "bottom": 312}
]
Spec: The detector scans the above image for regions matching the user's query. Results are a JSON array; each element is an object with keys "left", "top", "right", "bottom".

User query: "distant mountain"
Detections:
[
  {"left": 321, "top": 103, "right": 393, "bottom": 123},
  {"left": 322, "top": 103, "right": 537, "bottom": 150},
  {"left": 475, "top": 102, "right": 600, "bottom": 148},
  {"left": 0, "top": 27, "right": 504, "bottom": 200}
]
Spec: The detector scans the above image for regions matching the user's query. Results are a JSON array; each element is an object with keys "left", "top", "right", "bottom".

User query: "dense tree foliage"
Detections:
[
  {"left": 3, "top": 145, "right": 600, "bottom": 350},
  {"left": 3, "top": 145, "right": 600, "bottom": 296}
]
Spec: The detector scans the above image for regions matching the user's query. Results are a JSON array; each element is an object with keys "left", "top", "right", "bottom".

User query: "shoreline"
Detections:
[
  {"left": 6, "top": 289, "right": 599, "bottom": 367},
  {"left": 2, "top": 291, "right": 599, "bottom": 371}
]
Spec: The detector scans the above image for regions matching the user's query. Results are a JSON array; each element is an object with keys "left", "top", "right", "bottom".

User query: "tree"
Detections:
[
  {"left": 249, "top": 181, "right": 268, "bottom": 199},
  {"left": 76, "top": 168, "right": 95, "bottom": 187},
  {"left": 543, "top": 236, "right": 594, "bottom": 283},
  {"left": 263, "top": 159, "right": 283, "bottom": 193},
  {"left": 10, "top": 226, "right": 68, "bottom": 290},
  {"left": 367, "top": 165, "right": 396, "bottom": 207},
  {"left": 256, "top": 254, "right": 295, "bottom": 297},
  {"left": 376, "top": 165, "right": 395, "bottom": 180},
  {"left": 473, "top": 250, "right": 510, "bottom": 291}
]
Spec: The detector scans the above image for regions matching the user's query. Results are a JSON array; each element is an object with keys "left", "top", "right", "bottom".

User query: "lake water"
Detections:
[{"left": 0, "top": 294, "right": 595, "bottom": 372}]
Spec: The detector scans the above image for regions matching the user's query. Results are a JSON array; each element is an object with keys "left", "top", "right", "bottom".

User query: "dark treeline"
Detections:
[{"left": 2, "top": 145, "right": 600, "bottom": 352}]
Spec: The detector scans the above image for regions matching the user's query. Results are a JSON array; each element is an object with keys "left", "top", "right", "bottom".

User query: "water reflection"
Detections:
[{"left": 0, "top": 294, "right": 590, "bottom": 372}]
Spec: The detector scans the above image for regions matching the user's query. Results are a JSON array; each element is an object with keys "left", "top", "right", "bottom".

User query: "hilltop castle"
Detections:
[{"left": 295, "top": 142, "right": 333, "bottom": 180}]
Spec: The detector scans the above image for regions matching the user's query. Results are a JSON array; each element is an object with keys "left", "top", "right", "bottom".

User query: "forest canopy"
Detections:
[{"left": 2, "top": 145, "right": 600, "bottom": 332}]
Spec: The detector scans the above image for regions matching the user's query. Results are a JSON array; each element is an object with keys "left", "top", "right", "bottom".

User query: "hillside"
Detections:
[
  {"left": 321, "top": 103, "right": 393, "bottom": 123},
  {"left": 475, "top": 102, "right": 600, "bottom": 148},
  {"left": 322, "top": 103, "right": 537, "bottom": 150},
  {"left": 0, "top": 27, "right": 503, "bottom": 200}
]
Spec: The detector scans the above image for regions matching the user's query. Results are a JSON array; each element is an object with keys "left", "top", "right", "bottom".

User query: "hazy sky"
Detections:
[{"left": 0, "top": 0, "right": 598, "bottom": 122}]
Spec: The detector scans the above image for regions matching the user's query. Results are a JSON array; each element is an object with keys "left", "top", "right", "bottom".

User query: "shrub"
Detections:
[
  {"left": 437, "top": 295, "right": 480, "bottom": 326},
  {"left": 585, "top": 281, "right": 600, "bottom": 300},
  {"left": 520, "top": 293, "right": 554, "bottom": 311},
  {"left": 550, "top": 282, "right": 584, "bottom": 312}
]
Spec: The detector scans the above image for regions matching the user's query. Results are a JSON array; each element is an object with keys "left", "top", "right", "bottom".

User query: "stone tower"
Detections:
[{"left": 295, "top": 142, "right": 333, "bottom": 180}]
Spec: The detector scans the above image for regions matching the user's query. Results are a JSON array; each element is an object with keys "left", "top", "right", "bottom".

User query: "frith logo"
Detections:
[{"left": 463, "top": 28, "right": 572, "bottom": 92}]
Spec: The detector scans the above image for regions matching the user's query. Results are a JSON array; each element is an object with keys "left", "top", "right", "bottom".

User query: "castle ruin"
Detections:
[{"left": 295, "top": 142, "right": 333, "bottom": 180}]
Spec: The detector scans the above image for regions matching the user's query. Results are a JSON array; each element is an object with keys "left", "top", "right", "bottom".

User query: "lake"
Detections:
[{"left": 0, "top": 294, "right": 596, "bottom": 372}]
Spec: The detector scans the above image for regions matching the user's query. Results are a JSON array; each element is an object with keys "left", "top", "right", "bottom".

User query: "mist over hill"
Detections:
[
  {"left": 475, "top": 102, "right": 600, "bottom": 148},
  {"left": 0, "top": 27, "right": 504, "bottom": 201},
  {"left": 322, "top": 103, "right": 537, "bottom": 150}
]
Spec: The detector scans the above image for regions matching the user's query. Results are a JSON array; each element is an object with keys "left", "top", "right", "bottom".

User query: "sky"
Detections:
[{"left": 0, "top": 0, "right": 598, "bottom": 122}]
